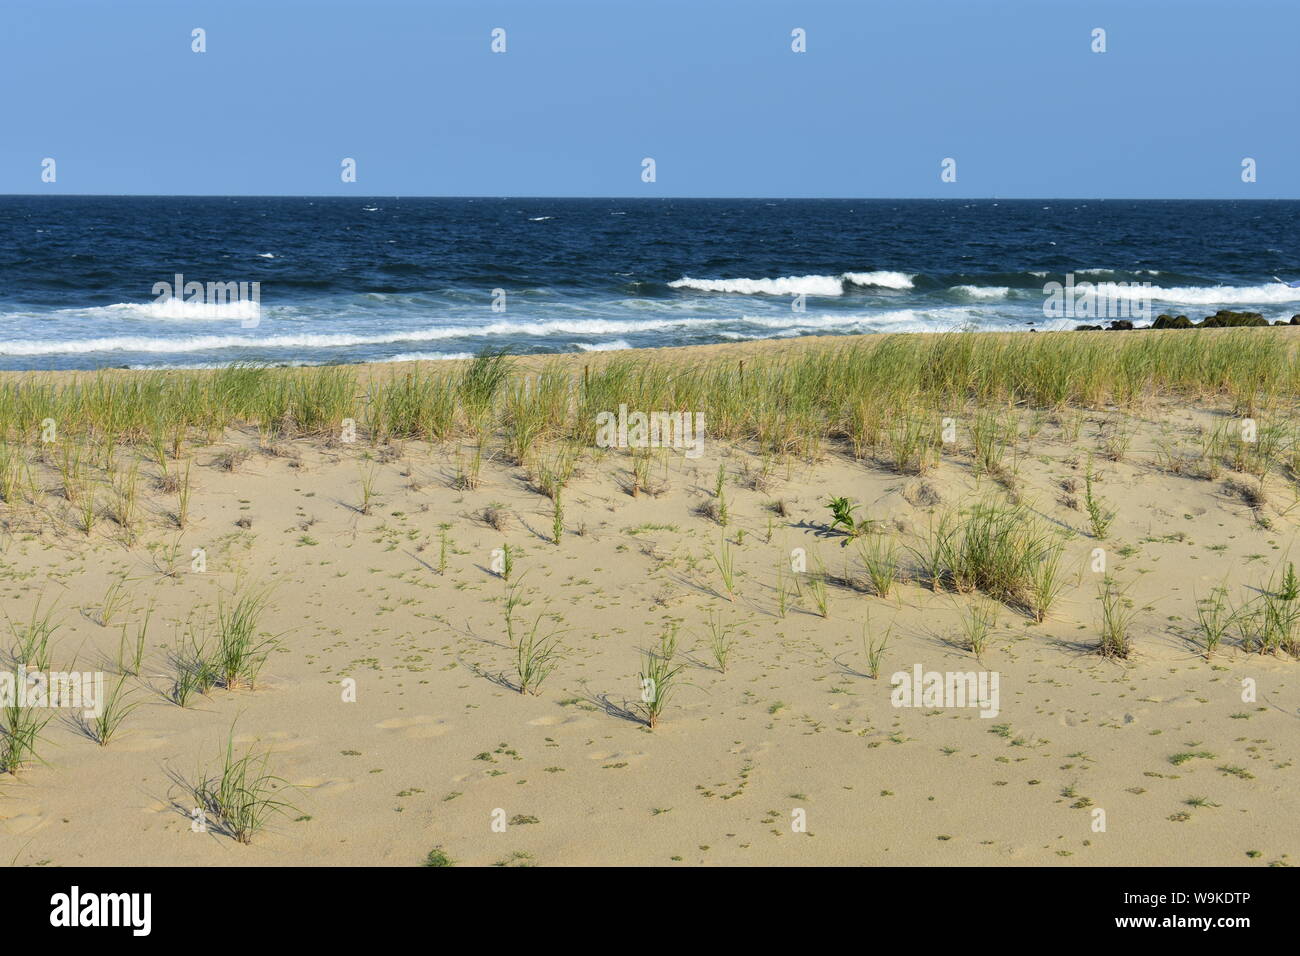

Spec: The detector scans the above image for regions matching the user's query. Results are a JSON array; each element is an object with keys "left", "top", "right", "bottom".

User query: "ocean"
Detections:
[{"left": 2, "top": 196, "right": 1298, "bottom": 371}]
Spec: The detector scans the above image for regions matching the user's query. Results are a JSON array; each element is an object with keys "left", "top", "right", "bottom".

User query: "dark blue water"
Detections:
[{"left": 1, "top": 197, "right": 1297, "bottom": 370}]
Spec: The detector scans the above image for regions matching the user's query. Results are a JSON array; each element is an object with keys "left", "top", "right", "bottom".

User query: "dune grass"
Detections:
[
  {"left": 0, "top": 703, "right": 51, "bottom": 774},
  {"left": 3, "top": 332, "right": 1299, "bottom": 554},
  {"left": 2, "top": 331, "right": 1297, "bottom": 460},
  {"left": 5, "top": 593, "right": 61, "bottom": 671},
  {"left": 515, "top": 615, "right": 564, "bottom": 695},
  {"left": 2, "top": 331, "right": 1299, "bottom": 668},
  {"left": 212, "top": 583, "right": 277, "bottom": 690},
  {"left": 192, "top": 729, "right": 294, "bottom": 844},
  {"left": 639, "top": 625, "right": 686, "bottom": 728}
]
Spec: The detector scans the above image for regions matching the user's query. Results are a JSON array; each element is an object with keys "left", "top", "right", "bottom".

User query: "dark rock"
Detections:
[
  {"left": 1152, "top": 314, "right": 1193, "bottom": 329},
  {"left": 1199, "top": 310, "right": 1268, "bottom": 328},
  {"left": 1074, "top": 324, "right": 1103, "bottom": 331},
  {"left": 1107, "top": 320, "right": 1135, "bottom": 331}
]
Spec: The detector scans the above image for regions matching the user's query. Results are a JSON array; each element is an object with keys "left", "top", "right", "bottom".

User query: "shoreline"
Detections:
[{"left": 3, "top": 324, "right": 1300, "bottom": 386}]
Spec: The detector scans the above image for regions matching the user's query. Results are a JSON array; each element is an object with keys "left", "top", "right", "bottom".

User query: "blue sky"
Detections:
[{"left": 2, "top": 0, "right": 1296, "bottom": 198}]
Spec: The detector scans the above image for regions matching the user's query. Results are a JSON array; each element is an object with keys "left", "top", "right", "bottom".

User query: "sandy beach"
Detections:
[{"left": 1, "top": 332, "right": 1297, "bottom": 867}]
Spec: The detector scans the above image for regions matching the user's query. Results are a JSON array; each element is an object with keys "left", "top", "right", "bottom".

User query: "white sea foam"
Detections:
[
  {"left": 842, "top": 271, "right": 916, "bottom": 290},
  {"left": 1095, "top": 283, "right": 1300, "bottom": 306},
  {"left": 743, "top": 308, "right": 984, "bottom": 332},
  {"left": 101, "top": 299, "right": 262, "bottom": 321},
  {"left": 741, "top": 311, "right": 906, "bottom": 330},
  {"left": 669, "top": 275, "right": 846, "bottom": 296},
  {"left": 669, "top": 271, "right": 916, "bottom": 296},
  {"left": 951, "top": 285, "right": 1010, "bottom": 300},
  {"left": 0, "top": 302, "right": 1035, "bottom": 357},
  {"left": 0, "top": 317, "right": 729, "bottom": 357}
]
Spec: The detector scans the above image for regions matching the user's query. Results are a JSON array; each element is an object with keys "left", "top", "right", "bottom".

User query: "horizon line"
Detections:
[{"left": 2, "top": 193, "right": 1297, "bottom": 202}]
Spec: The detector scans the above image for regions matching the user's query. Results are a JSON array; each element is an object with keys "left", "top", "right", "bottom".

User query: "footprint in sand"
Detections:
[
  {"left": 232, "top": 731, "right": 317, "bottom": 751},
  {"left": 526, "top": 714, "right": 586, "bottom": 728},
  {"left": 374, "top": 715, "right": 451, "bottom": 739},
  {"left": 586, "top": 750, "right": 647, "bottom": 766},
  {"left": 292, "top": 776, "right": 356, "bottom": 796},
  {"left": 116, "top": 732, "right": 175, "bottom": 753},
  {"left": 0, "top": 799, "right": 47, "bottom": 835}
]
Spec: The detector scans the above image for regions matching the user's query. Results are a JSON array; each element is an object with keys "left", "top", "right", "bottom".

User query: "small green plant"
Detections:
[
  {"left": 453, "top": 443, "right": 484, "bottom": 490},
  {"left": 176, "top": 460, "right": 193, "bottom": 529},
  {"left": 1278, "top": 562, "right": 1299, "bottom": 602},
  {"left": 503, "top": 577, "right": 528, "bottom": 646},
  {"left": 1, "top": 703, "right": 52, "bottom": 773},
  {"left": 827, "top": 496, "right": 872, "bottom": 537},
  {"left": 213, "top": 583, "right": 277, "bottom": 690},
  {"left": 1230, "top": 597, "right": 1264, "bottom": 654},
  {"left": 629, "top": 448, "right": 652, "bottom": 498},
  {"left": 960, "top": 598, "right": 997, "bottom": 657},
  {"left": 808, "top": 554, "right": 830, "bottom": 618},
  {"left": 704, "top": 611, "right": 736, "bottom": 673},
  {"left": 640, "top": 626, "right": 686, "bottom": 728},
  {"left": 422, "top": 847, "right": 456, "bottom": 867},
  {"left": 170, "top": 616, "right": 214, "bottom": 706},
  {"left": 6, "top": 593, "right": 61, "bottom": 670},
  {"left": 714, "top": 464, "right": 729, "bottom": 527},
  {"left": 910, "top": 511, "right": 957, "bottom": 592},
  {"left": 888, "top": 417, "right": 938, "bottom": 475},
  {"left": 1193, "top": 584, "right": 1234, "bottom": 659},
  {"left": 172, "top": 660, "right": 206, "bottom": 707},
  {"left": 358, "top": 462, "right": 379, "bottom": 515},
  {"left": 551, "top": 488, "right": 564, "bottom": 546},
  {"left": 1097, "top": 576, "right": 1135, "bottom": 659},
  {"left": 1084, "top": 455, "right": 1114, "bottom": 539},
  {"left": 113, "top": 462, "right": 141, "bottom": 543},
  {"left": 78, "top": 482, "right": 97, "bottom": 536},
  {"left": 1027, "top": 539, "right": 1067, "bottom": 623},
  {"left": 710, "top": 536, "right": 737, "bottom": 601},
  {"left": 858, "top": 534, "right": 899, "bottom": 598},
  {"left": 437, "top": 525, "right": 450, "bottom": 574},
  {"left": 89, "top": 674, "right": 140, "bottom": 746},
  {"left": 775, "top": 560, "right": 792, "bottom": 618},
  {"left": 515, "top": 616, "right": 564, "bottom": 695},
  {"left": 862, "top": 616, "right": 891, "bottom": 679},
  {"left": 97, "top": 575, "right": 130, "bottom": 627},
  {"left": 970, "top": 410, "right": 1011, "bottom": 478},
  {"left": 192, "top": 729, "right": 294, "bottom": 844},
  {"left": 499, "top": 543, "right": 515, "bottom": 581},
  {"left": 116, "top": 600, "right": 152, "bottom": 676},
  {"left": 1260, "top": 583, "right": 1300, "bottom": 656}
]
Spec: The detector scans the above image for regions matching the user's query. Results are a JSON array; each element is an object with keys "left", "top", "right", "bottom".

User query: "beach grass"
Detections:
[
  {"left": 2, "top": 330, "right": 1298, "bottom": 459},
  {"left": 192, "top": 729, "right": 294, "bottom": 844}
]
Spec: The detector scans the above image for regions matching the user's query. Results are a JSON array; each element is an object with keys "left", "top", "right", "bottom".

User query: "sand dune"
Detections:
[{"left": 0, "top": 338, "right": 1297, "bottom": 867}]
